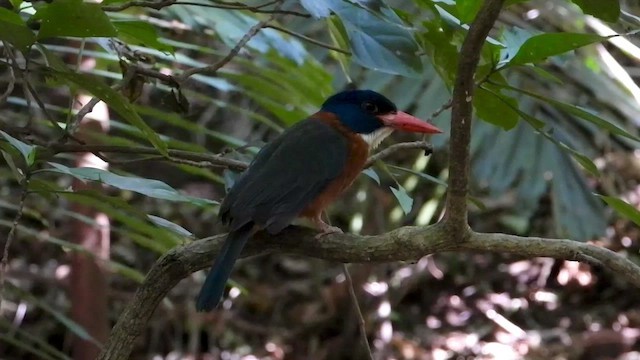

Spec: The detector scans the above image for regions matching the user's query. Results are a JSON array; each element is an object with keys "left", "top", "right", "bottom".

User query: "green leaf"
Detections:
[
  {"left": 0, "top": 8, "right": 36, "bottom": 51},
  {"left": 9, "top": 0, "right": 22, "bottom": 10},
  {"left": 597, "top": 195, "right": 640, "bottom": 227},
  {"left": 1, "top": 150, "right": 25, "bottom": 181},
  {"left": 330, "top": 1, "right": 422, "bottom": 76},
  {"left": 473, "top": 87, "right": 520, "bottom": 130},
  {"left": 300, "top": 0, "right": 331, "bottom": 18},
  {"left": 420, "top": 19, "right": 459, "bottom": 86},
  {"left": 390, "top": 185, "right": 413, "bottom": 214},
  {"left": 0, "top": 130, "right": 35, "bottom": 165},
  {"left": 48, "top": 69, "right": 167, "bottom": 154},
  {"left": 456, "top": 0, "right": 482, "bottom": 24},
  {"left": 388, "top": 164, "right": 448, "bottom": 187},
  {"left": 502, "top": 84, "right": 640, "bottom": 142},
  {"left": 362, "top": 168, "right": 380, "bottom": 184},
  {"left": 36, "top": 0, "right": 117, "bottom": 39},
  {"left": 572, "top": 0, "right": 620, "bottom": 22},
  {"left": 508, "top": 32, "right": 605, "bottom": 66},
  {"left": 148, "top": 215, "right": 193, "bottom": 238},
  {"left": 113, "top": 21, "right": 174, "bottom": 53},
  {"left": 44, "top": 163, "right": 217, "bottom": 206}
]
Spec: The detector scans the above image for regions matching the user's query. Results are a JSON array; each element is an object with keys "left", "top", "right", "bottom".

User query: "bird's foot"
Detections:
[{"left": 312, "top": 217, "right": 343, "bottom": 239}]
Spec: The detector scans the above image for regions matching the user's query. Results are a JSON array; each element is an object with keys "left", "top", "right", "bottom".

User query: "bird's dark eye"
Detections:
[{"left": 362, "top": 102, "right": 378, "bottom": 113}]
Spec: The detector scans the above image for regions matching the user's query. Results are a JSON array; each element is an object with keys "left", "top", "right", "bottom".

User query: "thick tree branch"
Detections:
[
  {"left": 445, "top": 0, "right": 504, "bottom": 232},
  {"left": 97, "top": 225, "right": 640, "bottom": 360}
]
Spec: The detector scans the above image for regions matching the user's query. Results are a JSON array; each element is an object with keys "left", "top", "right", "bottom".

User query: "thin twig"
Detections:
[
  {"left": 173, "top": 1, "right": 309, "bottom": 17},
  {"left": 0, "top": 42, "right": 16, "bottom": 107},
  {"left": 365, "top": 141, "right": 433, "bottom": 167},
  {"left": 264, "top": 25, "right": 351, "bottom": 54},
  {"left": 178, "top": 3, "right": 282, "bottom": 80},
  {"left": 430, "top": 99, "right": 452, "bottom": 120},
  {"left": 0, "top": 177, "right": 30, "bottom": 310},
  {"left": 47, "top": 144, "right": 249, "bottom": 171},
  {"left": 342, "top": 264, "right": 374, "bottom": 360},
  {"left": 23, "top": 81, "right": 66, "bottom": 135},
  {"left": 102, "top": 0, "right": 176, "bottom": 12}
]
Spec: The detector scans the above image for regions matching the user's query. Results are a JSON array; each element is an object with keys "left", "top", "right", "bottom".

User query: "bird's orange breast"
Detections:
[{"left": 300, "top": 115, "right": 369, "bottom": 219}]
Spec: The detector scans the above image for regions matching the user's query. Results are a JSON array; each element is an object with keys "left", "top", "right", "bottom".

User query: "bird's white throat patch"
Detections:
[{"left": 360, "top": 127, "right": 394, "bottom": 149}]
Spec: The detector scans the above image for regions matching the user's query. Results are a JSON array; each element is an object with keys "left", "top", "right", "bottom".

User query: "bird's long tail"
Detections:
[{"left": 196, "top": 224, "right": 253, "bottom": 311}]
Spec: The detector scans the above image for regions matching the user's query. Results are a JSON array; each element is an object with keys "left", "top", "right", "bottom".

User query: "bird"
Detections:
[{"left": 196, "top": 89, "right": 442, "bottom": 311}]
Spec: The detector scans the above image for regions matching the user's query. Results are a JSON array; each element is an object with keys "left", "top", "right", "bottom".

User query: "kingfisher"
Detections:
[{"left": 196, "top": 89, "right": 442, "bottom": 311}]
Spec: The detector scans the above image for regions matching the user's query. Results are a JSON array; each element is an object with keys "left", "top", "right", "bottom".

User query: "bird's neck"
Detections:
[{"left": 360, "top": 127, "right": 394, "bottom": 149}]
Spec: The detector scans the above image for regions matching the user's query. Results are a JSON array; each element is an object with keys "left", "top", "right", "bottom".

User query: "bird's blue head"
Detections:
[{"left": 320, "top": 90, "right": 442, "bottom": 135}]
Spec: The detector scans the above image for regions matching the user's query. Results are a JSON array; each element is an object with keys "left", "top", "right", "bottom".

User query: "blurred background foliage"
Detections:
[{"left": 2, "top": 0, "right": 640, "bottom": 359}]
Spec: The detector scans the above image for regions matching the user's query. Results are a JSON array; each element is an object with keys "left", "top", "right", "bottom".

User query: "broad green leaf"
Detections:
[
  {"left": 390, "top": 185, "right": 413, "bottom": 214},
  {"left": 493, "top": 92, "right": 601, "bottom": 177},
  {"left": 113, "top": 21, "right": 174, "bottom": 53},
  {"left": 1, "top": 150, "right": 25, "bottom": 181},
  {"left": 508, "top": 32, "right": 605, "bottom": 66},
  {"left": 572, "top": 0, "right": 620, "bottom": 22},
  {"left": 502, "top": 84, "right": 640, "bottom": 142},
  {"left": 473, "top": 87, "right": 520, "bottom": 129},
  {"left": 56, "top": 190, "right": 180, "bottom": 251},
  {"left": 456, "top": 0, "right": 482, "bottom": 23},
  {"left": 148, "top": 215, "right": 193, "bottom": 238},
  {"left": 0, "top": 130, "right": 35, "bottom": 165},
  {"left": 330, "top": 1, "right": 422, "bottom": 76},
  {"left": 9, "top": 0, "right": 22, "bottom": 9},
  {"left": 36, "top": 0, "right": 117, "bottom": 39},
  {"left": 597, "top": 195, "right": 640, "bottom": 227},
  {"left": 500, "top": 27, "right": 535, "bottom": 64},
  {"left": 0, "top": 8, "right": 36, "bottom": 51},
  {"left": 420, "top": 19, "right": 459, "bottom": 86},
  {"left": 44, "top": 163, "right": 217, "bottom": 206},
  {"left": 300, "top": 0, "right": 331, "bottom": 18},
  {"left": 362, "top": 168, "right": 380, "bottom": 184},
  {"left": 48, "top": 69, "right": 167, "bottom": 154}
]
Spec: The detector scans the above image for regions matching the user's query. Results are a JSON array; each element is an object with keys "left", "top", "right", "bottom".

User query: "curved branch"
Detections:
[{"left": 97, "top": 225, "right": 640, "bottom": 360}]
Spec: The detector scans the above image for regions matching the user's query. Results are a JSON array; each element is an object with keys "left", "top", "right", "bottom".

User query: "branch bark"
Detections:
[
  {"left": 97, "top": 225, "right": 640, "bottom": 360},
  {"left": 445, "top": 0, "right": 505, "bottom": 233}
]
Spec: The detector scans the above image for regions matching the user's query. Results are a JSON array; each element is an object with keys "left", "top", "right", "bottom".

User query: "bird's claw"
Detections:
[{"left": 315, "top": 225, "right": 343, "bottom": 239}]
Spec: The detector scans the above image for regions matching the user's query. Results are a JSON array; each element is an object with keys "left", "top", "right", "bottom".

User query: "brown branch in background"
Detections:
[
  {"left": 97, "top": 224, "right": 640, "bottom": 360},
  {"left": 178, "top": 2, "right": 282, "bottom": 80},
  {"left": 444, "top": 0, "right": 505, "bottom": 232},
  {"left": 69, "top": 95, "right": 111, "bottom": 360}
]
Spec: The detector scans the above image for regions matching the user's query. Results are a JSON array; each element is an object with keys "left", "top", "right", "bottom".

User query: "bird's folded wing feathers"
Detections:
[{"left": 220, "top": 119, "right": 349, "bottom": 233}]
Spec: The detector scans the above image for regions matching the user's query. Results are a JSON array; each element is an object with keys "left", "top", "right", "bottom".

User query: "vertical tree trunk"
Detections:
[{"left": 70, "top": 94, "right": 111, "bottom": 360}]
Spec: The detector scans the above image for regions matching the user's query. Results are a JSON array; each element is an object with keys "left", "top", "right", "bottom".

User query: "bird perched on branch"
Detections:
[{"left": 196, "top": 89, "right": 442, "bottom": 311}]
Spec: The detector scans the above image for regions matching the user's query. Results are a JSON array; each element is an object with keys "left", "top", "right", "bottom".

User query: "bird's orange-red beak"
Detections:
[{"left": 378, "top": 111, "right": 443, "bottom": 134}]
